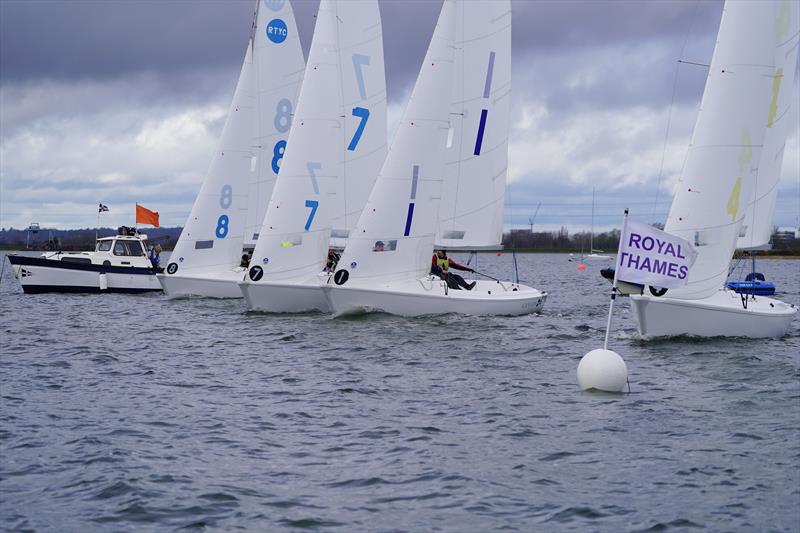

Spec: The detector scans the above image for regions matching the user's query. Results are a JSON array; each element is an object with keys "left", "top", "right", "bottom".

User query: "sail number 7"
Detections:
[
  {"left": 348, "top": 107, "right": 370, "bottom": 151},
  {"left": 304, "top": 200, "right": 319, "bottom": 231}
]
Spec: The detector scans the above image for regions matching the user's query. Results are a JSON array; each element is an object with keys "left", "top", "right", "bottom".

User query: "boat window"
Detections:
[
  {"left": 113, "top": 240, "right": 145, "bottom": 256},
  {"left": 372, "top": 240, "right": 397, "bottom": 252},
  {"left": 96, "top": 240, "right": 113, "bottom": 252},
  {"left": 61, "top": 257, "right": 92, "bottom": 264}
]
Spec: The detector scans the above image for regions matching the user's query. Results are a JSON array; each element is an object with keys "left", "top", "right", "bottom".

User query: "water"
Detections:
[{"left": 1, "top": 252, "right": 799, "bottom": 531}]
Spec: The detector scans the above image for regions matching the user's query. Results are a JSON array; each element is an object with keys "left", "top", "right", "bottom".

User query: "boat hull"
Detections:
[
  {"left": 630, "top": 290, "right": 797, "bottom": 338},
  {"left": 240, "top": 279, "right": 331, "bottom": 313},
  {"left": 7, "top": 255, "right": 161, "bottom": 294},
  {"left": 328, "top": 279, "right": 548, "bottom": 317},
  {"left": 157, "top": 270, "right": 244, "bottom": 299}
]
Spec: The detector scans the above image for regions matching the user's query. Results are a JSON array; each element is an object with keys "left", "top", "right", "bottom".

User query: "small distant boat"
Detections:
[
  {"left": 7, "top": 228, "right": 162, "bottom": 294},
  {"left": 583, "top": 189, "right": 612, "bottom": 261}
]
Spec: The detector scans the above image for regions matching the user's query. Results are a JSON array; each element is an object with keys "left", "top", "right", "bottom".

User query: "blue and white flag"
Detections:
[{"left": 616, "top": 220, "right": 697, "bottom": 289}]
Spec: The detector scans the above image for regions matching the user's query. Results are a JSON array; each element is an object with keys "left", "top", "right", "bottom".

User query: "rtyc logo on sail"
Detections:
[{"left": 266, "top": 19, "right": 288, "bottom": 44}]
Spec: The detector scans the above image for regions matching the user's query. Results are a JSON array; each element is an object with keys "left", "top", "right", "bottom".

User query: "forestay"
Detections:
[
  {"left": 663, "top": 1, "right": 775, "bottom": 300},
  {"left": 737, "top": 0, "right": 799, "bottom": 251},
  {"left": 333, "top": 0, "right": 456, "bottom": 284},
  {"left": 169, "top": 0, "right": 304, "bottom": 276},
  {"left": 248, "top": 0, "right": 386, "bottom": 283},
  {"left": 435, "top": 0, "right": 511, "bottom": 251}
]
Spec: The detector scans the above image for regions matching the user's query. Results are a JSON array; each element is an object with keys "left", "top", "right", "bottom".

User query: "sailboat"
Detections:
[
  {"left": 326, "top": 0, "right": 548, "bottom": 317},
  {"left": 629, "top": 0, "right": 798, "bottom": 338},
  {"left": 157, "top": 0, "right": 305, "bottom": 298},
  {"left": 583, "top": 188, "right": 612, "bottom": 261},
  {"left": 238, "top": 0, "right": 386, "bottom": 313}
]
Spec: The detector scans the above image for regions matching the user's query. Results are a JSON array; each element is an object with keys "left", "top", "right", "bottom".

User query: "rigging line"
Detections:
[
  {"left": 677, "top": 59, "right": 710, "bottom": 68},
  {"left": 652, "top": 0, "right": 701, "bottom": 224}
]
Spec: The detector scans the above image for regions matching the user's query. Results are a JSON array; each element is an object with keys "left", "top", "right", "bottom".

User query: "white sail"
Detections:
[
  {"left": 737, "top": 0, "right": 800, "bottom": 250},
  {"left": 166, "top": 0, "right": 304, "bottom": 282},
  {"left": 435, "top": 0, "right": 511, "bottom": 250},
  {"left": 334, "top": 0, "right": 456, "bottom": 284},
  {"left": 663, "top": 0, "right": 776, "bottom": 300},
  {"left": 245, "top": 0, "right": 307, "bottom": 247},
  {"left": 247, "top": 0, "right": 386, "bottom": 283}
]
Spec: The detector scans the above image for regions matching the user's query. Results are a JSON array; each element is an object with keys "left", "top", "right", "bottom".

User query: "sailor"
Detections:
[
  {"left": 325, "top": 249, "right": 340, "bottom": 272},
  {"left": 240, "top": 253, "right": 251, "bottom": 268},
  {"left": 431, "top": 249, "right": 475, "bottom": 290},
  {"left": 149, "top": 244, "right": 162, "bottom": 268}
]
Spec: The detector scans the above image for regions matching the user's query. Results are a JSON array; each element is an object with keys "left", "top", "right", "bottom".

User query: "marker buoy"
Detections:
[
  {"left": 577, "top": 348, "right": 628, "bottom": 392},
  {"left": 496, "top": 252, "right": 502, "bottom": 256},
  {"left": 577, "top": 263, "right": 586, "bottom": 271}
]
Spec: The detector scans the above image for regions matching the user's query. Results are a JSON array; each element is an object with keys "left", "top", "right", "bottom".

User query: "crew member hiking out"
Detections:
[{"left": 431, "top": 250, "right": 475, "bottom": 290}]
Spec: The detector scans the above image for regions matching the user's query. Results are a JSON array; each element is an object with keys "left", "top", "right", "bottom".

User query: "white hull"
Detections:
[
  {"left": 328, "top": 278, "right": 547, "bottom": 317},
  {"left": 157, "top": 270, "right": 244, "bottom": 299},
  {"left": 9, "top": 257, "right": 160, "bottom": 294},
  {"left": 583, "top": 254, "right": 612, "bottom": 261},
  {"left": 630, "top": 289, "right": 797, "bottom": 338},
  {"left": 240, "top": 277, "right": 331, "bottom": 313}
]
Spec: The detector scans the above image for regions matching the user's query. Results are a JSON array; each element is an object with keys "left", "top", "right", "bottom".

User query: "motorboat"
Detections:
[{"left": 7, "top": 228, "right": 162, "bottom": 294}]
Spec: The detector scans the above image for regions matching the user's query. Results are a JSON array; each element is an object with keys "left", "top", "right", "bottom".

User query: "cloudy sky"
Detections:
[{"left": 1, "top": 0, "right": 798, "bottom": 233}]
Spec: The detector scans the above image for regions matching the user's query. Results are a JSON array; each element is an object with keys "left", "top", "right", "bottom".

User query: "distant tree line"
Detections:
[
  {"left": 0, "top": 227, "right": 182, "bottom": 251},
  {"left": 1, "top": 225, "right": 797, "bottom": 255},
  {"left": 502, "top": 225, "right": 800, "bottom": 255}
]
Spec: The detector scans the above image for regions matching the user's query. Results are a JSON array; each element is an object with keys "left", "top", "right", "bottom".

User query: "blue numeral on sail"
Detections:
[
  {"left": 348, "top": 107, "right": 370, "bottom": 151},
  {"left": 304, "top": 200, "right": 319, "bottom": 231},
  {"left": 306, "top": 162, "right": 321, "bottom": 194},
  {"left": 351, "top": 54, "right": 370, "bottom": 100},
  {"left": 404, "top": 165, "right": 419, "bottom": 237},
  {"left": 216, "top": 214, "right": 229, "bottom": 238},
  {"left": 474, "top": 109, "right": 488, "bottom": 156}
]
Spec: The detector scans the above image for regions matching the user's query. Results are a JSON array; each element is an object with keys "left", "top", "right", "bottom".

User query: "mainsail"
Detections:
[
  {"left": 435, "top": 0, "right": 511, "bottom": 250},
  {"left": 248, "top": 0, "right": 386, "bottom": 282},
  {"left": 169, "top": 0, "right": 304, "bottom": 278},
  {"left": 334, "top": 0, "right": 457, "bottom": 283},
  {"left": 663, "top": 1, "right": 776, "bottom": 300},
  {"left": 736, "top": 0, "right": 800, "bottom": 250}
]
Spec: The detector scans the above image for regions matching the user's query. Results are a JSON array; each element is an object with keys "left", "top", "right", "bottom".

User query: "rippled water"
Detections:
[{"left": 1, "top": 251, "right": 799, "bottom": 531}]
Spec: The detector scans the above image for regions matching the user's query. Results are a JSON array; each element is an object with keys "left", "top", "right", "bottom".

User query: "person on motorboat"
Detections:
[
  {"left": 431, "top": 250, "right": 475, "bottom": 290},
  {"left": 149, "top": 244, "right": 162, "bottom": 268},
  {"left": 240, "top": 253, "right": 251, "bottom": 268}
]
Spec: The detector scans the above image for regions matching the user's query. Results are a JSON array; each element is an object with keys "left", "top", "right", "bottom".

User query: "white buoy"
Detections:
[{"left": 577, "top": 348, "right": 628, "bottom": 392}]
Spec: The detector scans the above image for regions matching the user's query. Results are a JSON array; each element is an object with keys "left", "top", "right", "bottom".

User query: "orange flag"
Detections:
[{"left": 136, "top": 203, "right": 160, "bottom": 227}]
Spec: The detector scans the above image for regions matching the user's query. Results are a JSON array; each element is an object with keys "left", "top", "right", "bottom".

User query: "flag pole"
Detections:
[{"left": 603, "top": 208, "right": 628, "bottom": 350}]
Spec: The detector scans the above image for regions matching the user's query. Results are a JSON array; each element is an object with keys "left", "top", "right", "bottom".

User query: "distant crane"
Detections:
[{"left": 528, "top": 202, "right": 542, "bottom": 233}]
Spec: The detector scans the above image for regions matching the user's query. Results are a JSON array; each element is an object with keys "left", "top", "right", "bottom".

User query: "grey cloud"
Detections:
[{"left": 1, "top": 0, "right": 722, "bottom": 104}]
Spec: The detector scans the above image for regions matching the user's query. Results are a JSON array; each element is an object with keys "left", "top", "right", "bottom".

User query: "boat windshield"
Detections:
[
  {"left": 96, "top": 240, "right": 113, "bottom": 252},
  {"left": 113, "top": 240, "right": 144, "bottom": 256}
]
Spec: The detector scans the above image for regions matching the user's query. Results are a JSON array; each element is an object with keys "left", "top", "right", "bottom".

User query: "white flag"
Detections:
[{"left": 616, "top": 220, "right": 698, "bottom": 289}]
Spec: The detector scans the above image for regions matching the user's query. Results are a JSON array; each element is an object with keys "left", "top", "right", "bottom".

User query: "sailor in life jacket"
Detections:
[{"left": 430, "top": 250, "right": 475, "bottom": 290}]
